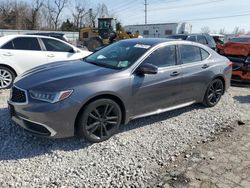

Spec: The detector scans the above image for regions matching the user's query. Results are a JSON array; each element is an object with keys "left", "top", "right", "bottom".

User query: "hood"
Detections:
[
  {"left": 14, "top": 60, "right": 119, "bottom": 90},
  {"left": 219, "top": 42, "right": 250, "bottom": 57}
]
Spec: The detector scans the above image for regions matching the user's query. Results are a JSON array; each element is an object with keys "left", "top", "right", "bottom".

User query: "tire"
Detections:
[
  {"left": 0, "top": 66, "right": 15, "bottom": 89},
  {"left": 203, "top": 79, "right": 224, "bottom": 107},
  {"left": 87, "top": 39, "right": 102, "bottom": 52},
  {"left": 77, "top": 99, "right": 122, "bottom": 143}
]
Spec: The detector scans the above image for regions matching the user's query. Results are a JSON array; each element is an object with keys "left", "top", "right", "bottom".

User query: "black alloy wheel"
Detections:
[
  {"left": 203, "top": 79, "right": 224, "bottom": 107},
  {"left": 78, "top": 99, "right": 122, "bottom": 143}
]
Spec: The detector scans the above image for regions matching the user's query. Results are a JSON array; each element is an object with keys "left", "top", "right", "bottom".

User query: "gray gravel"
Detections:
[{"left": 0, "top": 87, "right": 249, "bottom": 187}]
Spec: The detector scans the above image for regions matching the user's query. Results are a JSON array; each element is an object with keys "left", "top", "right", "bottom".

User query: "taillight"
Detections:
[{"left": 228, "top": 61, "right": 233, "bottom": 67}]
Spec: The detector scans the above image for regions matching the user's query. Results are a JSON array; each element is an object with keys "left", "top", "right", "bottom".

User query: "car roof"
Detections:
[
  {"left": 0, "top": 34, "right": 66, "bottom": 43},
  {"left": 121, "top": 38, "right": 175, "bottom": 46},
  {"left": 26, "top": 32, "right": 65, "bottom": 36},
  {"left": 170, "top": 33, "right": 209, "bottom": 36},
  {"left": 121, "top": 38, "right": 212, "bottom": 50},
  {"left": 237, "top": 35, "right": 250, "bottom": 38}
]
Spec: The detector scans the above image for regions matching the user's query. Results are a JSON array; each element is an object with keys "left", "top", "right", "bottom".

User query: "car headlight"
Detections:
[{"left": 29, "top": 90, "right": 73, "bottom": 103}]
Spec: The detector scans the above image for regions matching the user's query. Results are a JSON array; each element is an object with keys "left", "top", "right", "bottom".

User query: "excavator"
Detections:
[{"left": 79, "top": 18, "right": 140, "bottom": 51}]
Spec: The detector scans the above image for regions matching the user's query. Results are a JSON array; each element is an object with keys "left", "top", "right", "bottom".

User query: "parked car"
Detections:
[
  {"left": 0, "top": 35, "right": 92, "bottom": 89},
  {"left": 217, "top": 36, "right": 250, "bottom": 83},
  {"left": 26, "top": 32, "right": 69, "bottom": 42},
  {"left": 8, "top": 38, "right": 232, "bottom": 143},
  {"left": 166, "top": 33, "right": 217, "bottom": 50},
  {"left": 210, "top": 34, "right": 224, "bottom": 45}
]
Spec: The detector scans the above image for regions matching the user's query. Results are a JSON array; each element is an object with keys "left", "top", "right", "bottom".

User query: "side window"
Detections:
[
  {"left": 144, "top": 45, "right": 176, "bottom": 67},
  {"left": 197, "top": 36, "right": 208, "bottom": 45},
  {"left": 42, "top": 38, "right": 74, "bottom": 52},
  {"left": 180, "top": 45, "right": 202, "bottom": 64},
  {"left": 2, "top": 37, "right": 41, "bottom": 50},
  {"left": 186, "top": 35, "right": 196, "bottom": 42},
  {"left": 1, "top": 41, "right": 14, "bottom": 49},
  {"left": 201, "top": 48, "right": 210, "bottom": 60}
]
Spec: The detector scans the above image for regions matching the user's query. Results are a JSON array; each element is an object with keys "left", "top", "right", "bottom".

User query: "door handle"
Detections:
[
  {"left": 3, "top": 52, "right": 13, "bottom": 56},
  {"left": 170, "top": 71, "right": 180, "bottom": 77},
  {"left": 47, "top": 54, "right": 55, "bottom": 57},
  {"left": 202, "top": 64, "right": 210, "bottom": 69}
]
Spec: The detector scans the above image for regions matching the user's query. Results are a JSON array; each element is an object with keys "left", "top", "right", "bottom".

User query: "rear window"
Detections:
[{"left": 229, "top": 37, "right": 250, "bottom": 43}]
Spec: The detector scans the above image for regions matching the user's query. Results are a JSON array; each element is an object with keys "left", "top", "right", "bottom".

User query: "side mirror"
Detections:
[{"left": 136, "top": 63, "right": 158, "bottom": 75}]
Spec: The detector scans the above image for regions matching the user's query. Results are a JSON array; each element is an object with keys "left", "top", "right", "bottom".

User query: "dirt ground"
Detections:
[{"left": 157, "top": 120, "right": 250, "bottom": 188}]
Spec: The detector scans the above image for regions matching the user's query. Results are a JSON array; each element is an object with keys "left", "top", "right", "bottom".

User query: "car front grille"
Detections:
[{"left": 10, "top": 86, "right": 27, "bottom": 103}]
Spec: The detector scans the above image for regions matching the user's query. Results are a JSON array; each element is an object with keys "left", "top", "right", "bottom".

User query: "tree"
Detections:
[
  {"left": 46, "top": 0, "right": 68, "bottom": 30},
  {"left": 26, "top": 0, "right": 43, "bottom": 30},
  {"left": 72, "top": 1, "right": 88, "bottom": 29},
  {"left": 219, "top": 28, "right": 226, "bottom": 35},
  {"left": 233, "top": 26, "right": 245, "bottom": 35},
  {"left": 61, "top": 19, "right": 76, "bottom": 31},
  {"left": 200, "top": 26, "right": 210, "bottom": 34}
]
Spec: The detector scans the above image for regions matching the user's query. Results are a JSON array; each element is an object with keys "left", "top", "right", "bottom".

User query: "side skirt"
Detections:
[{"left": 130, "top": 101, "right": 196, "bottom": 120}]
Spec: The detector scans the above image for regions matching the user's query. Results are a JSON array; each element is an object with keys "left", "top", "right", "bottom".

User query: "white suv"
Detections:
[{"left": 0, "top": 35, "right": 92, "bottom": 89}]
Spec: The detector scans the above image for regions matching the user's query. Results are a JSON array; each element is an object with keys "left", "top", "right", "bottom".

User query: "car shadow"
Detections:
[
  {"left": 0, "top": 104, "right": 205, "bottom": 161},
  {"left": 233, "top": 95, "right": 250, "bottom": 104}
]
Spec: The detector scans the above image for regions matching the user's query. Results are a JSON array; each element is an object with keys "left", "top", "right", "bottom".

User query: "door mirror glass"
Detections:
[{"left": 136, "top": 63, "right": 158, "bottom": 75}]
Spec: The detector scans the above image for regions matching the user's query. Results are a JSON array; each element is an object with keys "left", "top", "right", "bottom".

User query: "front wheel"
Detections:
[
  {"left": 0, "top": 66, "right": 15, "bottom": 89},
  {"left": 77, "top": 99, "right": 122, "bottom": 143},
  {"left": 203, "top": 79, "right": 224, "bottom": 107}
]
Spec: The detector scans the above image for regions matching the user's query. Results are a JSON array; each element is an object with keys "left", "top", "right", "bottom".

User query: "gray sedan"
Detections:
[{"left": 8, "top": 38, "right": 232, "bottom": 143}]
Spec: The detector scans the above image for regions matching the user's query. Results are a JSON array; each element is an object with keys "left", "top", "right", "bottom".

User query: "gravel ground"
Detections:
[{"left": 0, "top": 87, "right": 249, "bottom": 187}]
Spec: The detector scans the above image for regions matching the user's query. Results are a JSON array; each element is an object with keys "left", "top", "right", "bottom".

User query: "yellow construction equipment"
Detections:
[{"left": 79, "top": 18, "right": 140, "bottom": 51}]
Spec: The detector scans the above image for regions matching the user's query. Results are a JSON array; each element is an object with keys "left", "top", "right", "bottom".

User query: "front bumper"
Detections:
[{"left": 8, "top": 97, "right": 82, "bottom": 138}]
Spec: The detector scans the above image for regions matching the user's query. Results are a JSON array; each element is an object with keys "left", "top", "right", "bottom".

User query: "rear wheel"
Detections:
[
  {"left": 77, "top": 99, "right": 122, "bottom": 143},
  {"left": 87, "top": 39, "right": 102, "bottom": 52},
  {"left": 0, "top": 66, "right": 15, "bottom": 89},
  {"left": 203, "top": 79, "right": 224, "bottom": 107}
]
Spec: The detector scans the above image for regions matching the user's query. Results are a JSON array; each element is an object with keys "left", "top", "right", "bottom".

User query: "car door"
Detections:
[
  {"left": 41, "top": 38, "right": 83, "bottom": 63},
  {"left": 0, "top": 37, "right": 47, "bottom": 74},
  {"left": 131, "top": 45, "right": 183, "bottom": 117},
  {"left": 178, "top": 45, "right": 213, "bottom": 102}
]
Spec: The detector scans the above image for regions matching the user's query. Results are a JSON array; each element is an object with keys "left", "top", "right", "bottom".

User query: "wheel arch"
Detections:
[
  {"left": 212, "top": 75, "right": 226, "bottom": 94},
  {"left": 74, "top": 94, "right": 127, "bottom": 136},
  {"left": 0, "top": 64, "right": 17, "bottom": 77}
]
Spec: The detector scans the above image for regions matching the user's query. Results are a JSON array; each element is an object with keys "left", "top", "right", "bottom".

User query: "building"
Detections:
[{"left": 124, "top": 23, "right": 192, "bottom": 38}]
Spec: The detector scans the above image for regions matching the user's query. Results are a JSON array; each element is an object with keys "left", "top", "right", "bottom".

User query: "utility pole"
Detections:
[{"left": 144, "top": 0, "right": 148, "bottom": 24}]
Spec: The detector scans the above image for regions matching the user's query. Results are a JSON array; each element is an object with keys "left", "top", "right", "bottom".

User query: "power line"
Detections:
[
  {"left": 149, "top": 0, "right": 224, "bottom": 11},
  {"left": 148, "top": 12, "right": 250, "bottom": 23}
]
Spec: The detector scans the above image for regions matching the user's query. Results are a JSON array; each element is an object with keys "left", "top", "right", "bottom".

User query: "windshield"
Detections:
[
  {"left": 230, "top": 37, "right": 250, "bottom": 43},
  {"left": 84, "top": 41, "right": 151, "bottom": 69}
]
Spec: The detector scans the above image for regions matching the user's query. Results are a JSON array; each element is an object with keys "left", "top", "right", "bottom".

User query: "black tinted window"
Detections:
[
  {"left": 42, "top": 38, "right": 73, "bottom": 52},
  {"left": 197, "top": 36, "right": 208, "bottom": 44},
  {"left": 2, "top": 37, "right": 40, "bottom": 50},
  {"left": 201, "top": 49, "right": 210, "bottom": 60},
  {"left": 186, "top": 35, "right": 196, "bottom": 42},
  {"left": 180, "top": 45, "right": 202, "bottom": 64},
  {"left": 1, "top": 41, "right": 14, "bottom": 49},
  {"left": 144, "top": 45, "right": 176, "bottom": 67}
]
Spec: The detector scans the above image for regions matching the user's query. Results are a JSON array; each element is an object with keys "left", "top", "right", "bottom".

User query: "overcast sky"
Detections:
[{"left": 88, "top": 0, "right": 250, "bottom": 33}]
